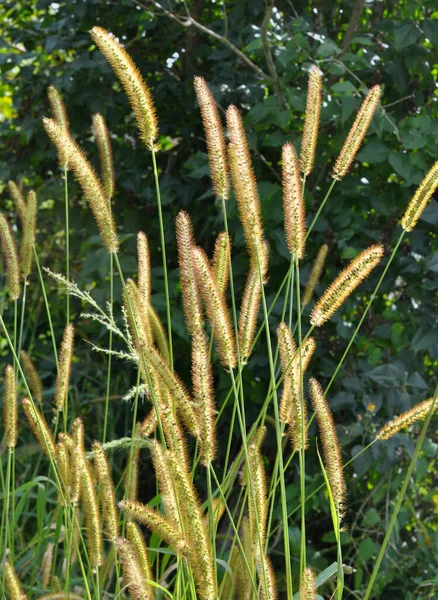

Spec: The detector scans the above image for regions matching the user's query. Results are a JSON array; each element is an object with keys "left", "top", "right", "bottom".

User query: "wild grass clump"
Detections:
[{"left": 1, "top": 27, "right": 437, "bottom": 600}]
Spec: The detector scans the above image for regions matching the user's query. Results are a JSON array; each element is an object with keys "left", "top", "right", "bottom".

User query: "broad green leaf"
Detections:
[{"left": 394, "top": 21, "right": 422, "bottom": 50}]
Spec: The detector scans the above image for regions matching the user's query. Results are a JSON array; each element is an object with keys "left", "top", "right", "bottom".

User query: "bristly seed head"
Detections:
[
  {"left": 401, "top": 161, "right": 438, "bottom": 232},
  {"left": 93, "top": 441, "right": 119, "bottom": 540},
  {"left": 194, "top": 76, "right": 230, "bottom": 200},
  {"left": 212, "top": 231, "right": 231, "bottom": 298},
  {"left": 332, "top": 85, "right": 381, "bottom": 180},
  {"left": 300, "top": 66, "right": 322, "bottom": 176},
  {"left": 92, "top": 113, "right": 115, "bottom": 201},
  {"left": 282, "top": 142, "right": 306, "bottom": 259},
  {"left": 311, "top": 245, "right": 384, "bottom": 327},
  {"left": 302, "top": 244, "right": 329, "bottom": 306},
  {"left": 4, "top": 365, "right": 17, "bottom": 448},
  {"left": 376, "top": 397, "right": 436, "bottom": 440},
  {"left": 48, "top": 86, "right": 70, "bottom": 167},
  {"left": 22, "top": 398, "right": 56, "bottom": 458},
  {"left": 20, "top": 190, "right": 37, "bottom": 278},
  {"left": 20, "top": 350, "right": 43, "bottom": 404},
  {"left": 4, "top": 560, "right": 27, "bottom": 600},
  {"left": 299, "top": 567, "right": 317, "bottom": 600},
  {"left": 7, "top": 180, "right": 27, "bottom": 224},
  {"left": 0, "top": 212, "right": 21, "bottom": 301},
  {"left": 54, "top": 323, "right": 74, "bottom": 413}
]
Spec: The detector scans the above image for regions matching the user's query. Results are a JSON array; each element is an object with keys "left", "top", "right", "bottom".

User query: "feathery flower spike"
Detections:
[
  {"left": 311, "top": 245, "right": 384, "bottom": 327},
  {"left": 90, "top": 27, "right": 158, "bottom": 149},
  {"left": 303, "top": 244, "right": 329, "bottom": 306},
  {"left": 332, "top": 85, "right": 381, "bottom": 180},
  {"left": 192, "top": 330, "right": 216, "bottom": 464},
  {"left": 257, "top": 554, "right": 277, "bottom": 600},
  {"left": 247, "top": 441, "right": 268, "bottom": 548},
  {"left": 376, "top": 397, "right": 436, "bottom": 440},
  {"left": 116, "top": 538, "right": 152, "bottom": 600},
  {"left": 123, "top": 278, "right": 153, "bottom": 346},
  {"left": 159, "top": 385, "right": 191, "bottom": 474},
  {"left": 70, "top": 418, "right": 84, "bottom": 505},
  {"left": 20, "top": 350, "right": 43, "bottom": 404},
  {"left": 194, "top": 76, "right": 229, "bottom": 200},
  {"left": 54, "top": 323, "right": 74, "bottom": 413},
  {"left": 226, "top": 105, "right": 265, "bottom": 265},
  {"left": 4, "top": 561, "right": 27, "bottom": 600},
  {"left": 43, "top": 117, "right": 119, "bottom": 253},
  {"left": 0, "top": 213, "right": 21, "bottom": 300},
  {"left": 176, "top": 211, "right": 203, "bottom": 336},
  {"left": 41, "top": 543, "right": 54, "bottom": 589},
  {"left": 20, "top": 190, "right": 37, "bottom": 278},
  {"left": 56, "top": 434, "right": 71, "bottom": 503},
  {"left": 38, "top": 595, "right": 82, "bottom": 600},
  {"left": 149, "top": 440, "right": 179, "bottom": 525},
  {"left": 282, "top": 142, "right": 306, "bottom": 259},
  {"left": 401, "top": 161, "right": 438, "bottom": 232},
  {"left": 126, "top": 522, "right": 156, "bottom": 598},
  {"left": 193, "top": 245, "right": 237, "bottom": 368},
  {"left": 149, "top": 305, "right": 170, "bottom": 364},
  {"left": 4, "top": 365, "right": 17, "bottom": 448},
  {"left": 8, "top": 180, "right": 27, "bottom": 224},
  {"left": 309, "top": 378, "right": 345, "bottom": 513},
  {"left": 139, "top": 407, "right": 158, "bottom": 438},
  {"left": 299, "top": 567, "right": 317, "bottom": 600},
  {"left": 48, "top": 86, "right": 70, "bottom": 166},
  {"left": 125, "top": 424, "right": 141, "bottom": 501},
  {"left": 22, "top": 398, "right": 56, "bottom": 458},
  {"left": 212, "top": 231, "right": 231, "bottom": 298},
  {"left": 93, "top": 113, "right": 115, "bottom": 200},
  {"left": 79, "top": 443, "right": 103, "bottom": 568},
  {"left": 93, "top": 441, "right": 119, "bottom": 540},
  {"left": 300, "top": 67, "right": 322, "bottom": 176},
  {"left": 137, "top": 231, "right": 151, "bottom": 313}
]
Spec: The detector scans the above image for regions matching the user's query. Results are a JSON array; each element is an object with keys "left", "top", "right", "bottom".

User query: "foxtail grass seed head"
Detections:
[
  {"left": 8, "top": 180, "right": 27, "bottom": 224},
  {"left": 311, "top": 245, "right": 384, "bottom": 327},
  {"left": 93, "top": 441, "right": 120, "bottom": 540},
  {"left": 226, "top": 105, "right": 264, "bottom": 265},
  {"left": 194, "top": 76, "right": 229, "bottom": 200},
  {"left": 22, "top": 398, "right": 56, "bottom": 458},
  {"left": 20, "top": 190, "right": 37, "bottom": 278},
  {"left": 158, "top": 386, "right": 191, "bottom": 474},
  {"left": 257, "top": 554, "right": 278, "bottom": 600},
  {"left": 300, "top": 67, "right": 322, "bottom": 176},
  {"left": 332, "top": 85, "right": 381, "bottom": 180},
  {"left": 247, "top": 442, "right": 268, "bottom": 547},
  {"left": 149, "top": 439, "right": 179, "bottom": 525},
  {"left": 125, "top": 425, "right": 141, "bottom": 502},
  {"left": 38, "top": 595, "right": 82, "bottom": 600},
  {"left": 309, "top": 378, "right": 345, "bottom": 513},
  {"left": 54, "top": 323, "right": 74, "bottom": 413},
  {"left": 139, "top": 407, "right": 158, "bottom": 438},
  {"left": 401, "top": 161, "right": 438, "bottom": 232},
  {"left": 282, "top": 142, "right": 306, "bottom": 259},
  {"left": 193, "top": 246, "right": 237, "bottom": 369},
  {"left": 0, "top": 213, "right": 21, "bottom": 300},
  {"left": 41, "top": 543, "right": 54, "bottom": 589},
  {"left": 90, "top": 27, "right": 158, "bottom": 150},
  {"left": 4, "top": 365, "right": 17, "bottom": 448},
  {"left": 123, "top": 278, "right": 152, "bottom": 346},
  {"left": 71, "top": 417, "right": 85, "bottom": 505},
  {"left": 192, "top": 330, "right": 216, "bottom": 464},
  {"left": 92, "top": 113, "right": 115, "bottom": 200},
  {"left": 5, "top": 561, "right": 27, "bottom": 600},
  {"left": 116, "top": 538, "right": 152, "bottom": 600},
  {"left": 176, "top": 211, "right": 203, "bottom": 336},
  {"left": 20, "top": 350, "right": 43, "bottom": 404},
  {"left": 56, "top": 435, "right": 71, "bottom": 504},
  {"left": 303, "top": 244, "right": 329, "bottom": 306},
  {"left": 79, "top": 447, "right": 104, "bottom": 568},
  {"left": 376, "top": 397, "right": 436, "bottom": 440},
  {"left": 212, "top": 231, "right": 231, "bottom": 298},
  {"left": 299, "top": 567, "right": 317, "bottom": 600},
  {"left": 48, "top": 86, "right": 70, "bottom": 166},
  {"left": 137, "top": 231, "right": 151, "bottom": 312},
  {"left": 43, "top": 117, "right": 119, "bottom": 253},
  {"left": 238, "top": 241, "right": 269, "bottom": 363},
  {"left": 126, "top": 522, "right": 155, "bottom": 596},
  {"left": 148, "top": 305, "right": 171, "bottom": 365}
]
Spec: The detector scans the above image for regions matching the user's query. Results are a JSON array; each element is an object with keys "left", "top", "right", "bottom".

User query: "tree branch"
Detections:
[
  {"left": 261, "top": 1, "right": 286, "bottom": 108},
  {"left": 341, "top": 0, "right": 365, "bottom": 51}
]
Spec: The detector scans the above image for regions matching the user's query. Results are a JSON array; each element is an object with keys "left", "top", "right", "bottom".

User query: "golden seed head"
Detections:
[
  {"left": 125, "top": 425, "right": 141, "bottom": 502},
  {"left": 20, "top": 190, "right": 37, "bottom": 278},
  {"left": 299, "top": 567, "right": 317, "bottom": 600},
  {"left": 8, "top": 180, "right": 27, "bottom": 224},
  {"left": 123, "top": 278, "right": 152, "bottom": 346},
  {"left": 139, "top": 407, "right": 158, "bottom": 438},
  {"left": 4, "top": 560, "right": 27, "bottom": 600},
  {"left": 22, "top": 398, "right": 56, "bottom": 458},
  {"left": 226, "top": 105, "right": 265, "bottom": 266},
  {"left": 93, "top": 441, "right": 120, "bottom": 540},
  {"left": 193, "top": 245, "right": 237, "bottom": 368},
  {"left": 4, "top": 365, "right": 17, "bottom": 448},
  {"left": 309, "top": 378, "right": 345, "bottom": 513},
  {"left": 137, "top": 231, "right": 151, "bottom": 313},
  {"left": 0, "top": 213, "right": 21, "bottom": 300},
  {"left": 148, "top": 305, "right": 171, "bottom": 365},
  {"left": 54, "top": 323, "right": 74, "bottom": 412},
  {"left": 126, "top": 522, "right": 155, "bottom": 596},
  {"left": 20, "top": 350, "right": 43, "bottom": 404},
  {"left": 401, "top": 161, "right": 438, "bottom": 232},
  {"left": 116, "top": 537, "right": 153, "bottom": 600},
  {"left": 282, "top": 142, "right": 306, "bottom": 259},
  {"left": 92, "top": 113, "right": 115, "bottom": 200},
  {"left": 311, "top": 245, "right": 384, "bottom": 327},
  {"left": 257, "top": 553, "right": 278, "bottom": 600},
  {"left": 332, "top": 85, "right": 381, "bottom": 180},
  {"left": 302, "top": 244, "right": 329, "bottom": 306},
  {"left": 79, "top": 447, "right": 104, "bottom": 568},
  {"left": 376, "top": 397, "right": 436, "bottom": 440},
  {"left": 149, "top": 439, "right": 180, "bottom": 525},
  {"left": 300, "top": 66, "right": 322, "bottom": 176},
  {"left": 41, "top": 543, "right": 54, "bottom": 589},
  {"left": 194, "top": 76, "right": 230, "bottom": 200},
  {"left": 176, "top": 211, "right": 204, "bottom": 337},
  {"left": 55, "top": 435, "right": 71, "bottom": 504},
  {"left": 91, "top": 26, "right": 158, "bottom": 149},
  {"left": 247, "top": 441, "right": 268, "bottom": 548},
  {"left": 158, "top": 385, "right": 191, "bottom": 474},
  {"left": 48, "top": 86, "right": 70, "bottom": 166},
  {"left": 212, "top": 231, "right": 231, "bottom": 298},
  {"left": 43, "top": 117, "right": 119, "bottom": 253}
]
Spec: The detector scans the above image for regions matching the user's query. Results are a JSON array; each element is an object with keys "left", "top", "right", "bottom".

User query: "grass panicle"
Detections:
[
  {"left": 192, "top": 329, "right": 216, "bottom": 464},
  {"left": 332, "top": 85, "right": 381, "bottom": 180},
  {"left": 148, "top": 305, "right": 170, "bottom": 364},
  {"left": 0, "top": 212, "right": 21, "bottom": 300},
  {"left": 300, "top": 66, "right": 322, "bottom": 176},
  {"left": 125, "top": 424, "right": 141, "bottom": 501},
  {"left": 54, "top": 323, "right": 74, "bottom": 413},
  {"left": 92, "top": 113, "right": 115, "bottom": 200},
  {"left": 126, "top": 522, "right": 155, "bottom": 598},
  {"left": 299, "top": 567, "right": 317, "bottom": 599},
  {"left": 7, "top": 179, "right": 27, "bottom": 224},
  {"left": 194, "top": 76, "right": 230, "bottom": 200},
  {"left": 282, "top": 141, "right": 306, "bottom": 259},
  {"left": 137, "top": 231, "right": 151, "bottom": 315},
  {"left": 116, "top": 538, "right": 151, "bottom": 600},
  {"left": 41, "top": 542, "right": 54, "bottom": 588},
  {"left": 43, "top": 117, "right": 119, "bottom": 253},
  {"left": 311, "top": 245, "right": 384, "bottom": 327},
  {"left": 92, "top": 441, "right": 120, "bottom": 540},
  {"left": 212, "top": 231, "right": 231, "bottom": 298},
  {"left": 55, "top": 434, "right": 71, "bottom": 503},
  {"left": 48, "top": 86, "right": 70, "bottom": 166},
  {"left": 90, "top": 26, "right": 158, "bottom": 150},
  {"left": 20, "top": 350, "right": 43, "bottom": 404},
  {"left": 139, "top": 408, "right": 158, "bottom": 438},
  {"left": 22, "top": 398, "right": 56, "bottom": 458},
  {"left": 376, "top": 397, "right": 436, "bottom": 440},
  {"left": 20, "top": 190, "right": 37, "bottom": 278},
  {"left": 302, "top": 244, "right": 329, "bottom": 306},
  {"left": 149, "top": 439, "right": 180, "bottom": 524},
  {"left": 400, "top": 161, "right": 438, "bottom": 232},
  {"left": 4, "top": 561, "right": 27, "bottom": 600},
  {"left": 78, "top": 441, "right": 104, "bottom": 568},
  {"left": 4, "top": 364, "right": 17, "bottom": 448}
]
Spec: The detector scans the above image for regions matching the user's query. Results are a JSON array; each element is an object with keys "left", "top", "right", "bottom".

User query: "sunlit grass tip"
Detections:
[
  {"left": 20, "top": 189, "right": 37, "bottom": 278},
  {"left": 92, "top": 113, "right": 115, "bottom": 200},
  {"left": 48, "top": 86, "right": 70, "bottom": 166},
  {"left": 400, "top": 161, "right": 438, "bottom": 232},
  {"left": 54, "top": 323, "right": 74, "bottom": 413},
  {"left": 282, "top": 141, "right": 306, "bottom": 259},
  {"left": 93, "top": 440, "right": 120, "bottom": 540},
  {"left": 299, "top": 566, "right": 317, "bottom": 599},
  {"left": 300, "top": 66, "right": 322, "bottom": 176},
  {"left": 376, "top": 397, "right": 436, "bottom": 440},
  {"left": 4, "top": 560, "right": 27, "bottom": 600},
  {"left": 20, "top": 350, "right": 43, "bottom": 404},
  {"left": 22, "top": 397, "right": 56, "bottom": 458},
  {"left": 4, "top": 364, "right": 17, "bottom": 448},
  {"left": 126, "top": 522, "right": 155, "bottom": 597},
  {"left": 116, "top": 538, "right": 153, "bottom": 600},
  {"left": 192, "top": 329, "right": 216, "bottom": 464},
  {"left": 303, "top": 244, "right": 329, "bottom": 306},
  {"left": 212, "top": 231, "right": 231, "bottom": 298},
  {"left": 0, "top": 212, "right": 21, "bottom": 300},
  {"left": 7, "top": 180, "right": 27, "bottom": 224}
]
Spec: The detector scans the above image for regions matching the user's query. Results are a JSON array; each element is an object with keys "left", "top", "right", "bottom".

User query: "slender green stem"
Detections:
[
  {"left": 103, "top": 252, "right": 114, "bottom": 443},
  {"left": 305, "top": 179, "right": 336, "bottom": 240},
  {"left": 64, "top": 165, "right": 70, "bottom": 324},
  {"left": 33, "top": 246, "right": 59, "bottom": 370}
]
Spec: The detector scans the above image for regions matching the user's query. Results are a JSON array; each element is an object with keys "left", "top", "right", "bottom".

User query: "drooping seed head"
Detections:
[
  {"left": 194, "top": 76, "right": 229, "bottom": 200},
  {"left": 93, "top": 441, "right": 120, "bottom": 540},
  {"left": 79, "top": 445, "right": 104, "bottom": 569},
  {"left": 20, "top": 350, "right": 43, "bottom": 404},
  {"left": 302, "top": 244, "right": 329, "bottom": 306},
  {"left": 311, "top": 245, "right": 384, "bottom": 327},
  {"left": 376, "top": 397, "right": 436, "bottom": 440},
  {"left": 149, "top": 439, "right": 179, "bottom": 525},
  {"left": 0, "top": 213, "right": 21, "bottom": 300},
  {"left": 300, "top": 66, "right": 322, "bottom": 176},
  {"left": 54, "top": 323, "right": 74, "bottom": 413},
  {"left": 20, "top": 190, "right": 37, "bottom": 278},
  {"left": 4, "top": 561, "right": 27, "bottom": 600},
  {"left": 92, "top": 113, "right": 115, "bottom": 200},
  {"left": 282, "top": 142, "right": 306, "bottom": 259},
  {"left": 22, "top": 398, "right": 56, "bottom": 458},
  {"left": 48, "top": 86, "right": 70, "bottom": 167},
  {"left": 116, "top": 537, "right": 154, "bottom": 600},
  {"left": 126, "top": 522, "right": 155, "bottom": 597},
  {"left": 148, "top": 305, "right": 170, "bottom": 365},
  {"left": 4, "top": 365, "right": 17, "bottom": 448},
  {"left": 91, "top": 27, "right": 158, "bottom": 150},
  {"left": 8, "top": 180, "right": 27, "bottom": 224},
  {"left": 401, "top": 161, "right": 438, "bottom": 232},
  {"left": 332, "top": 85, "right": 381, "bottom": 180}
]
